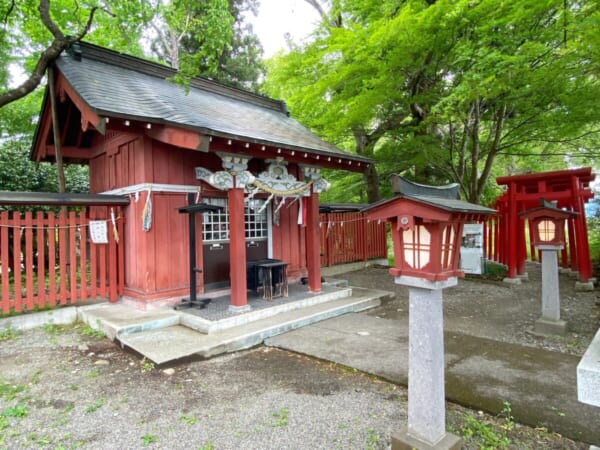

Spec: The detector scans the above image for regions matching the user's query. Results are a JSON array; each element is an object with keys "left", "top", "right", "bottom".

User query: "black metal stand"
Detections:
[{"left": 174, "top": 193, "right": 221, "bottom": 310}]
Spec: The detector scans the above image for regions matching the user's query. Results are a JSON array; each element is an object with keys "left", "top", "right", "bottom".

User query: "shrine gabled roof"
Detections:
[{"left": 41, "top": 42, "right": 372, "bottom": 168}]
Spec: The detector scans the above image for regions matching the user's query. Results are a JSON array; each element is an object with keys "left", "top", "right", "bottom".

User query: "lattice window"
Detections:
[
  {"left": 245, "top": 200, "right": 268, "bottom": 240},
  {"left": 201, "top": 198, "right": 268, "bottom": 243}
]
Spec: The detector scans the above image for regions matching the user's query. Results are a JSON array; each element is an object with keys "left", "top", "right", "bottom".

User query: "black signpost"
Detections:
[{"left": 175, "top": 193, "right": 221, "bottom": 310}]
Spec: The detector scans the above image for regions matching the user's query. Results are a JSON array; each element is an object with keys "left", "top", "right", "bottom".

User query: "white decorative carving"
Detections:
[
  {"left": 217, "top": 152, "right": 251, "bottom": 173},
  {"left": 313, "top": 178, "right": 330, "bottom": 193},
  {"left": 195, "top": 159, "right": 330, "bottom": 196},
  {"left": 300, "top": 164, "right": 321, "bottom": 181}
]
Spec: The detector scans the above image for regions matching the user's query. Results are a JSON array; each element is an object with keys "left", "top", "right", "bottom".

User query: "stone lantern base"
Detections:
[
  {"left": 392, "top": 427, "right": 462, "bottom": 450},
  {"left": 534, "top": 317, "right": 567, "bottom": 336}
]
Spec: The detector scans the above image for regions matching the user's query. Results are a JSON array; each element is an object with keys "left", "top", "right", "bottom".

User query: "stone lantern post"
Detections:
[
  {"left": 365, "top": 175, "right": 494, "bottom": 450},
  {"left": 520, "top": 199, "right": 576, "bottom": 336}
]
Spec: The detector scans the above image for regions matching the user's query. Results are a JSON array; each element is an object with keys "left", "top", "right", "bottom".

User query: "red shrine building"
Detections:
[{"left": 30, "top": 42, "right": 372, "bottom": 310}]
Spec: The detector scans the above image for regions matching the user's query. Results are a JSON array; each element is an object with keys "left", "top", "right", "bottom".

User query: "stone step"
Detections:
[{"left": 117, "top": 289, "right": 388, "bottom": 364}]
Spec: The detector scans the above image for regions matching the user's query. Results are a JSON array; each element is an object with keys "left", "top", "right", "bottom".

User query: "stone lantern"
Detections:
[
  {"left": 520, "top": 199, "right": 576, "bottom": 336},
  {"left": 365, "top": 175, "right": 494, "bottom": 450}
]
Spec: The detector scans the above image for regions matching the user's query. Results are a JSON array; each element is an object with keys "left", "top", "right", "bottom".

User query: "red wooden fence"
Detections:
[
  {"left": 0, "top": 207, "right": 124, "bottom": 314},
  {"left": 320, "top": 212, "right": 388, "bottom": 267}
]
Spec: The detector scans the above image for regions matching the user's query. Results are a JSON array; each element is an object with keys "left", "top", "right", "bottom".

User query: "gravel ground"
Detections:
[
  {"left": 348, "top": 262, "right": 600, "bottom": 356},
  {"left": 0, "top": 262, "right": 598, "bottom": 449}
]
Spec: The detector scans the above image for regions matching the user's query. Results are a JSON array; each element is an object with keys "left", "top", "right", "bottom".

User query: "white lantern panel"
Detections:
[
  {"left": 441, "top": 224, "right": 456, "bottom": 270},
  {"left": 403, "top": 225, "right": 430, "bottom": 269},
  {"left": 537, "top": 219, "right": 556, "bottom": 242}
]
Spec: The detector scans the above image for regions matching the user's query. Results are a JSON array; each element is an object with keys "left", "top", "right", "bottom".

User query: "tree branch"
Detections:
[{"left": 0, "top": 0, "right": 99, "bottom": 109}]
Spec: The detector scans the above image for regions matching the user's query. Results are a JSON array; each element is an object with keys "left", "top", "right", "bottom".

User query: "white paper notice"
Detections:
[{"left": 89, "top": 220, "right": 108, "bottom": 244}]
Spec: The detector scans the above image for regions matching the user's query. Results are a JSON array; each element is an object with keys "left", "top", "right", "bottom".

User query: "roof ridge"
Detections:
[{"left": 67, "top": 41, "right": 289, "bottom": 114}]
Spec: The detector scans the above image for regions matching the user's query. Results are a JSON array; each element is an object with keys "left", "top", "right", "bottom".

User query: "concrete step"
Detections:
[
  {"left": 79, "top": 304, "right": 180, "bottom": 341},
  {"left": 117, "top": 287, "right": 389, "bottom": 364},
  {"left": 180, "top": 285, "right": 354, "bottom": 334}
]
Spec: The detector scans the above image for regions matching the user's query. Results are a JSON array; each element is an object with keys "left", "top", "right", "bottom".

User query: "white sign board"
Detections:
[
  {"left": 89, "top": 220, "right": 108, "bottom": 244},
  {"left": 460, "top": 223, "right": 484, "bottom": 274}
]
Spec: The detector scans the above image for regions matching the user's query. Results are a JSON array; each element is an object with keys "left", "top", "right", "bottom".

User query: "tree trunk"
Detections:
[{"left": 353, "top": 130, "right": 380, "bottom": 203}]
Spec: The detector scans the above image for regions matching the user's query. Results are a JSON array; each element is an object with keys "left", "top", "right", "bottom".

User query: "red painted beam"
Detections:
[
  {"left": 56, "top": 71, "right": 106, "bottom": 134},
  {"left": 497, "top": 167, "right": 594, "bottom": 186},
  {"left": 43, "top": 145, "right": 93, "bottom": 159},
  {"left": 145, "top": 125, "right": 209, "bottom": 152}
]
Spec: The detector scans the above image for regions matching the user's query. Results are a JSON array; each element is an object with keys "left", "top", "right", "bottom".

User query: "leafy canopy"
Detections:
[{"left": 264, "top": 0, "right": 600, "bottom": 204}]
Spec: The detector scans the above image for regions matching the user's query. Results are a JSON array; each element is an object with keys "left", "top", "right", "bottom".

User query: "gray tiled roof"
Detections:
[
  {"left": 405, "top": 194, "right": 496, "bottom": 214},
  {"left": 390, "top": 174, "right": 459, "bottom": 199},
  {"left": 55, "top": 43, "right": 371, "bottom": 164},
  {"left": 363, "top": 193, "right": 495, "bottom": 215}
]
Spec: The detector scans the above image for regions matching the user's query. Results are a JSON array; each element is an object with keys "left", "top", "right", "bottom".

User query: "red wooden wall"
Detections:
[{"left": 88, "top": 129, "right": 312, "bottom": 299}]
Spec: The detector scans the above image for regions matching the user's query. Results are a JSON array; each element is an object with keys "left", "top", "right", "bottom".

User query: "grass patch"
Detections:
[
  {"left": 141, "top": 434, "right": 158, "bottom": 446},
  {"left": 1, "top": 405, "right": 28, "bottom": 418},
  {"left": 461, "top": 413, "right": 510, "bottom": 449},
  {"left": 141, "top": 358, "right": 155, "bottom": 373},
  {"left": 84, "top": 398, "right": 105, "bottom": 414},
  {"left": 0, "top": 327, "right": 18, "bottom": 342},
  {"left": 179, "top": 414, "right": 196, "bottom": 425},
  {"left": 76, "top": 321, "right": 105, "bottom": 339},
  {"left": 0, "top": 382, "right": 26, "bottom": 401},
  {"left": 86, "top": 369, "right": 100, "bottom": 379},
  {"left": 364, "top": 428, "right": 379, "bottom": 450},
  {"left": 42, "top": 321, "right": 68, "bottom": 336},
  {"left": 271, "top": 407, "right": 289, "bottom": 427}
]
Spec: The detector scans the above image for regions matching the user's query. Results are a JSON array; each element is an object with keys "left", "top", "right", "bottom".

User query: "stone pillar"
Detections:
[
  {"left": 534, "top": 245, "right": 567, "bottom": 336},
  {"left": 392, "top": 276, "right": 461, "bottom": 450}
]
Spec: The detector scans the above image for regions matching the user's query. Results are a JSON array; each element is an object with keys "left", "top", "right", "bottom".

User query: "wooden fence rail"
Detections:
[
  {"left": 320, "top": 212, "right": 388, "bottom": 267},
  {"left": 0, "top": 207, "right": 123, "bottom": 314}
]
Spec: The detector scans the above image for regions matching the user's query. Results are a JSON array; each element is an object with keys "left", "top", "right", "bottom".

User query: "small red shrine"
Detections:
[
  {"left": 491, "top": 168, "right": 595, "bottom": 287},
  {"left": 29, "top": 42, "right": 373, "bottom": 309}
]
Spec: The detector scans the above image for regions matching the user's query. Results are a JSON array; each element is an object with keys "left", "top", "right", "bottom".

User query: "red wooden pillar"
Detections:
[
  {"left": 517, "top": 214, "right": 527, "bottom": 275},
  {"left": 228, "top": 186, "right": 248, "bottom": 309},
  {"left": 306, "top": 190, "right": 322, "bottom": 293},
  {"left": 527, "top": 218, "right": 536, "bottom": 262},
  {"left": 567, "top": 214, "right": 578, "bottom": 272},
  {"left": 571, "top": 176, "right": 592, "bottom": 282},
  {"left": 575, "top": 202, "right": 592, "bottom": 282},
  {"left": 507, "top": 182, "right": 518, "bottom": 278}
]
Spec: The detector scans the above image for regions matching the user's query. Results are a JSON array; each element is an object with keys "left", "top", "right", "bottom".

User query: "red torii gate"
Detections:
[{"left": 490, "top": 167, "right": 595, "bottom": 286}]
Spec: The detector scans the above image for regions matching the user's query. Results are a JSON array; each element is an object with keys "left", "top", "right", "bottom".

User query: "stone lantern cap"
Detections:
[
  {"left": 518, "top": 198, "right": 578, "bottom": 221},
  {"left": 519, "top": 198, "right": 577, "bottom": 248},
  {"left": 365, "top": 175, "right": 495, "bottom": 220}
]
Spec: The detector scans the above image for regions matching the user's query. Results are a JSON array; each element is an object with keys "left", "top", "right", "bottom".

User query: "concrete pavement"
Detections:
[{"left": 265, "top": 313, "right": 600, "bottom": 446}]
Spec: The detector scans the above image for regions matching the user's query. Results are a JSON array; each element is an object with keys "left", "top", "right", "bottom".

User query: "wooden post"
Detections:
[
  {"left": 306, "top": 190, "right": 321, "bottom": 293},
  {"left": 228, "top": 186, "right": 248, "bottom": 310},
  {"left": 1, "top": 211, "right": 10, "bottom": 314},
  {"left": 570, "top": 176, "right": 592, "bottom": 283},
  {"left": 567, "top": 214, "right": 578, "bottom": 272}
]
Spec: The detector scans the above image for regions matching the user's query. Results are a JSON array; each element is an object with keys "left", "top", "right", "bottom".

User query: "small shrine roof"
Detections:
[{"left": 40, "top": 42, "right": 371, "bottom": 168}]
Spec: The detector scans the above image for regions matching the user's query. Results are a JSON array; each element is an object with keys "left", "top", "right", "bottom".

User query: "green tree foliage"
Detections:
[
  {"left": 0, "top": 137, "right": 89, "bottom": 198},
  {"left": 146, "top": 0, "right": 235, "bottom": 87},
  {"left": 0, "top": 0, "right": 236, "bottom": 195},
  {"left": 148, "top": 0, "right": 264, "bottom": 91},
  {"left": 0, "top": 0, "right": 154, "bottom": 108},
  {"left": 264, "top": 0, "right": 600, "bottom": 204}
]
